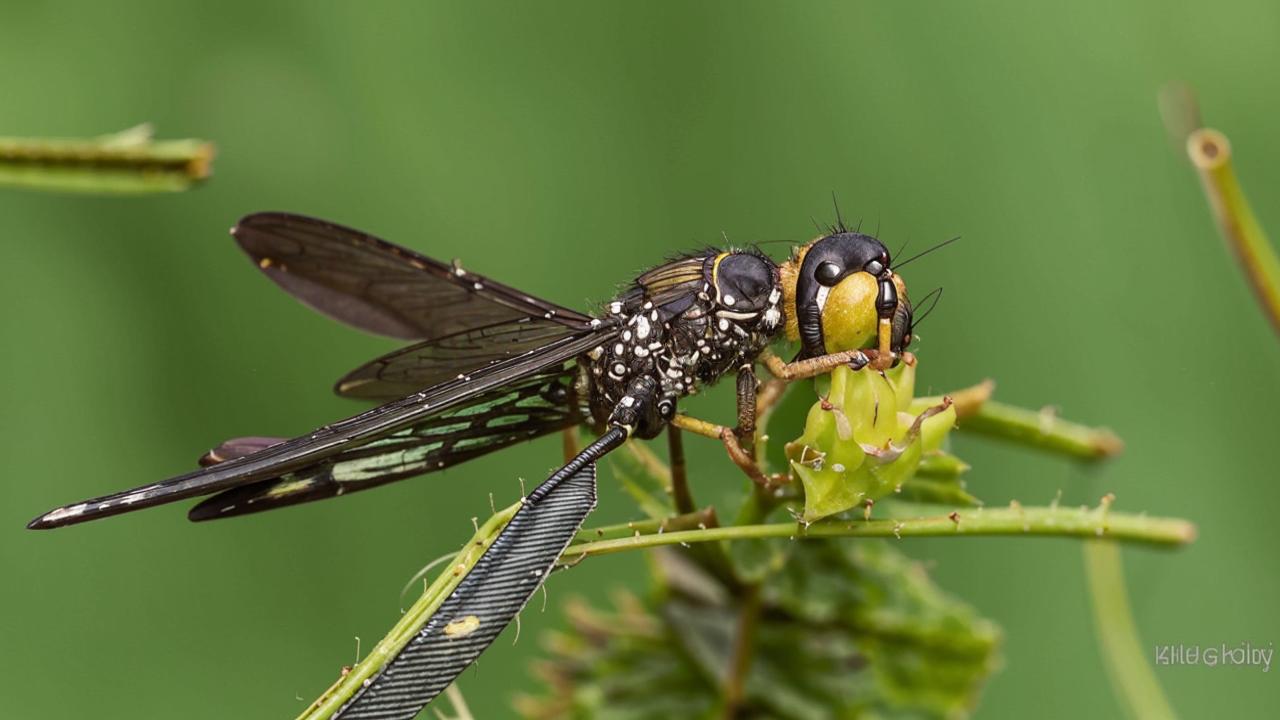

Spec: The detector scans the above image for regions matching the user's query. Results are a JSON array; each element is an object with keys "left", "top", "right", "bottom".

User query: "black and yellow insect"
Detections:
[{"left": 28, "top": 212, "right": 916, "bottom": 719}]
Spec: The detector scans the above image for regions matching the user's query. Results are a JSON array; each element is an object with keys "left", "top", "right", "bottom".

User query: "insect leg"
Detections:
[
  {"left": 671, "top": 414, "right": 776, "bottom": 488},
  {"left": 762, "top": 347, "right": 871, "bottom": 380},
  {"left": 561, "top": 427, "right": 580, "bottom": 463},
  {"left": 735, "top": 364, "right": 758, "bottom": 454},
  {"left": 672, "top": 368, "right": 781, "bottom": 490},
  {"left": 761, "top": 348, "right": 916, "bottom": 381},
  {"left": 666, "top": 426, "right": 695, "bottom": 514}
]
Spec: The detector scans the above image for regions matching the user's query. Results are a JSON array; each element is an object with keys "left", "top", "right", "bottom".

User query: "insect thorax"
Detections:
[{"left": 582, "top": 250, "right": 783, "bottom": 437}]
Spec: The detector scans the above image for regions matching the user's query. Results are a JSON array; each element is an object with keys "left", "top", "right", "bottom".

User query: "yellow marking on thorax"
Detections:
[{"left": 709, "top": 252, "right": 731, "bottom": 303}]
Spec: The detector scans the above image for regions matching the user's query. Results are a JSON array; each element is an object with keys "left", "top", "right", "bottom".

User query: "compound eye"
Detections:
[
  {"left": 865, "top": 259, "right": 885, "bottom": 276},
  {"left": 816, "top": 261, "right": 843, "bottom": 287}
]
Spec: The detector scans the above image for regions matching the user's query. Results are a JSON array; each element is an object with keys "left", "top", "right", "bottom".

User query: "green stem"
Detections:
[
  {"left": 953, "top": 399, "right": 1124, "bottom": 460},
  {"left": 561, "top": 504, "right": 1194, "bottom": 563},
  {"left": 300, "top": 495, "right": 1192, "bottom": 716},
  {"left": 1186, "top": 128, "right": 1280, "bottom": 336},
  {"left": 916, "top": 452, "right": 970, "bottom": 478},
  {"left": 0, "top": 124, "right": 214, "bottom": 194},
  {"left": 1084, "top": 541, "right": 1177, "bottom": 720},
  {"left": 574, "top": 507, "right": 718, "bottom": 543},
  {"left": 296, "top": 501, "right": 521, "bottom": 720},
  {"left": 720, "top": 584, "right": 762, "bottom": 719},
  {"left": 441, "top": 684, "right": 476, "bottom": 720}
]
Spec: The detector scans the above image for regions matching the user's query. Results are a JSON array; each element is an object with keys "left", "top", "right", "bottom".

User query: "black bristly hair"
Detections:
[
  {"left": 912, "top": 287, "right": 945, "bottom": 330},
  {"left": 894, "top": 237, "right": 910, "bottom": 262},
  {"left": 831, "top": 191, "right": 847, "bottom": 233},
  {"left": 896, "top": 235, "right": 961, "bottom": 269}
]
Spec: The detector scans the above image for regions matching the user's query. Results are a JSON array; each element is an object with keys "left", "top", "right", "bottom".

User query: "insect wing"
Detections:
[
  {"left": 335, "top": 316, "right": 583, "bottom": 401},
  {"left": 27, "top": 329, "right": 615, "bottom": 529},
  {"left": 189, "top": 361, "right": 586, "bottom": 520},
  {"left": 233, "top": 212, "right": 593, "bottom": 340}
]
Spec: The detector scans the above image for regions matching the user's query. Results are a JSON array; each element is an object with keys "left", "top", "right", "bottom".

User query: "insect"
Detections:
[{"left": 29, "top": 212, "right": 917, "bottom": 718}]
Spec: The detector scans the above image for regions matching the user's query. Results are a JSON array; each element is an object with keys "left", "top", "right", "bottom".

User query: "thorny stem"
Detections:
[
  {"left": 951, "top": 398, "right": 1123, "bottom": 460},
  {"left": 559, "top": 504, "right": 1195, "bottom": 564},
  {"left": 1084, "top": 540, "right": 1178, "bottom": 720},
  {"left": 574, "top": 507, "right": 718, "bottom": 544},
  {"left": 915, "top": 380, "right": 1122, "bottom": 460},
  {"left": 0, "top": 124, "right": 214, "bottom": 194},
  {"left": 303, "top": 385, "right": 1167, "bottom": 717}
]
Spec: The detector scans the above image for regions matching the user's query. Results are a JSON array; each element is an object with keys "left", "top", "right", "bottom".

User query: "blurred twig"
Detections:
[
  {"left": 916, "top": 381, "right": 1124, "bottom": 460},
  {"left": 1161, "top": 83, "right": 1280, "bottom": 337},
  {"left": 957, "top": 400, "right": 1124, "bottom": 459},
  {"left": 431, "top": 685, "right": 475, "bottom": 720},
  {"left": 0, "top": 123, "right": 214, "bottom": 194},
  {"left": 1084, "top": 540, "right": 1177, "bottom": 720}
]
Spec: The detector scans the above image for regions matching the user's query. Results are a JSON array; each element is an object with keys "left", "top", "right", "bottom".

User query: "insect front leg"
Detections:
[
  {"left": 673, "top": 366, "right": 783, "bottom": 490},
  {"left": 666, "top": 426, "right": 696, "bottom": 514},
  {"left": 735, "top": 365, "right": 757, "bottom": 451},
  {"left": 762, "top": 348, "right": 915, "bottom": 381}
]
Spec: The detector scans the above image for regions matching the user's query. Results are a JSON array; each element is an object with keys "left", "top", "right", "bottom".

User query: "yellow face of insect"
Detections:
[
  {"left": 818, "top": 272, "right": 880, "bottom": 353},
  {"left": 782, "top": 242, "right": 909, "bottom": 354}
]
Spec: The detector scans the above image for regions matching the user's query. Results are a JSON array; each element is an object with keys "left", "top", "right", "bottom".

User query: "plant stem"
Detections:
[
  {"left": 721, "top": 584, "right": 762, "bottom": 719},
  {"left": 939, "top": 379, "right": 996, "bottom": 418},
  {"left": 574, "top": 507, "right": 718, "bottom": 543},
  {"left": 560, "top": 504, "right": 1194, "bottom": 563},
  {"left": 301, "top": 495, "right": 1192, "bottom": 716},
  {"left": 915, "top": 381, "right": 1122, "bottom": 460},
  {"left": 436, "top": 684, "right": 476, "bottom": 720},
  {"left": 1084, "top": 541, "right": 1177, "bottom": 720},
  {"left": 1185, "top": 128, "right": 1280, "bottom": 336},
  {"left": 955, "top": 399, "right": 1124, "bottom": 460},
  {"left": 296, "top": 501, "right": 520, "bottom": 720},
  {"left": 0, "top": 124, "right": 214, "bottom": 194}
]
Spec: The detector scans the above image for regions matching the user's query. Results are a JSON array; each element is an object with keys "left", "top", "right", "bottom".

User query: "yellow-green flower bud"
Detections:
[{"left": 786, "top": 360, "right": 956, "bottom": 523}]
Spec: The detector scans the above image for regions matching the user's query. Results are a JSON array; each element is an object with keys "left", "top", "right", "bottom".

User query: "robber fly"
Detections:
[{"left": 28, "top": 213, "right": 915, "bottom": 719}]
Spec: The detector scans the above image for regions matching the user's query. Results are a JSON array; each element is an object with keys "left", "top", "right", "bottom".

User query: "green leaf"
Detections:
[{"left": 526, "top": 540, "right": 1000, "bottom": 719}]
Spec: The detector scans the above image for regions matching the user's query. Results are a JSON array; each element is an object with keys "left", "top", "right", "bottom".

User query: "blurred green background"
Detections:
[{"left": 2, "top": 1, "right": 1278, "bottom": 717}]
